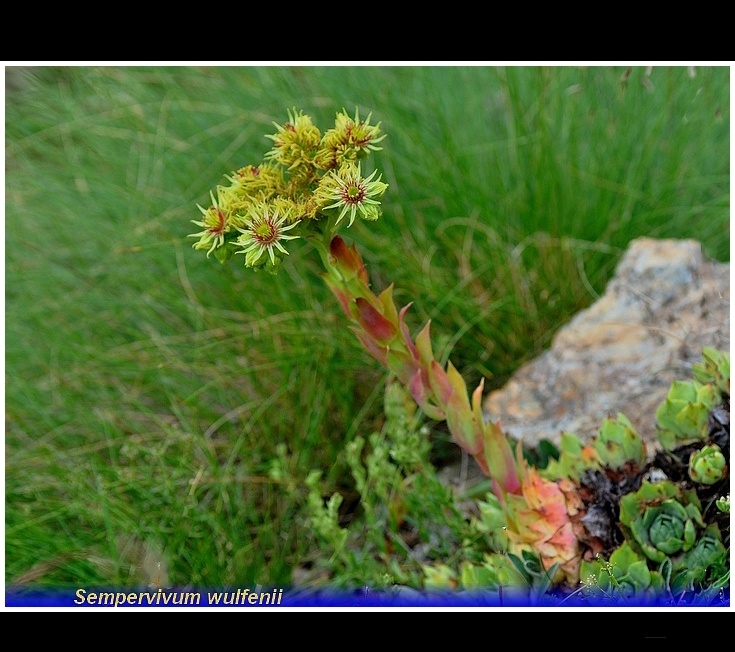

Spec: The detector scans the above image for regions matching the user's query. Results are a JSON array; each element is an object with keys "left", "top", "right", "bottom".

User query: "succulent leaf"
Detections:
[
  {"left": 716, "top": 494, "right": 730, "bottom": 513},
  {"left": 593, "top": 412, "right": 646, "bottom": 469}
]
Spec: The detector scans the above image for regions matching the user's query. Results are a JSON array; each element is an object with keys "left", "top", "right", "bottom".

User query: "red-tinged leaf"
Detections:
[
  {"left": 322, "top": 274, "right": 352, "bottom": 318},
  {"left": 472, "top": 378, "right": 485, "bottom": 423},
  {"left": 409, "top": 369, "right": 445, "bottom": 421},
  {"left": 386, "top": 347, "right": 418, "bottom": 386},
  {"left": 415, "top": 321, "right": 434, "bottom": 368},
  {"left": 353, "top": 245, "right": 369, "bottom": 284},
  {"left": 429, "top": 360, "right": 454, "bottom": 406},
  {"left": 398, "top": 302, "right": 418, "bottom": 359},
  {"left": 446, "top": 409, "right": 482, "bottom": 455},
  {"left": 408, "top": 369, "right": 428, "bottom": 404},
  {"left": 473, "top": 451, "right": 490, "bottom": 477},
  {"left": 429, "top": 360, "right": 483, "bottom": 453},
  {"left": 355, "top": 297, "right": 396, "bottom": 342},
  {"left": 483, "top": 419, "right": 521, "bottom": 494},
  {"left": 378, "top": 284, "right": 400, "bottom": 328},
  {"left": 329, "top": 235, "right": 367, "bottom": 282},
  {"left": 446, "top": 361, "right": 471, "bottom": 411},
  {"left": 329, "top": 234, "right": 350, "bottom": 265},
  {"left": 353, "top": 327, "right": 388, "bottom": 366},
  {"left": 547, "top": 523, "right": 579, "bottom": 551}
]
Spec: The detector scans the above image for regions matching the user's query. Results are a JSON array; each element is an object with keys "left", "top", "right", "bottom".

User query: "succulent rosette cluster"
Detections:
[{"left": 618, "top": 481, "right": 729, "bottom": 596}]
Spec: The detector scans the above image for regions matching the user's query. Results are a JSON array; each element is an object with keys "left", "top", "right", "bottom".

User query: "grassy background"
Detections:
[{"left": 5, "top": 65, "right": 729, "bottom": 589}]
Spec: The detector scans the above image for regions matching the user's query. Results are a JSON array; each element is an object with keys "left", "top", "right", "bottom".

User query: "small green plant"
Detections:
[
  {"left": 717, "top": 494, "right": 730, "bottom": 513},
  {"left": 303, "top": 381, "right": 475, "bottom": 590},
  {"left": 579, "top": 542, "right": 666, "bottom": 606},
  {"left": 189, "top": 107, "right": 729, "bottom": 605}
]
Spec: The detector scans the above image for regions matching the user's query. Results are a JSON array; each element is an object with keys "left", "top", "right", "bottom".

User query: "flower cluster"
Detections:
[{"left": 188, "top": 108, "right": 388, "bottom": 271}]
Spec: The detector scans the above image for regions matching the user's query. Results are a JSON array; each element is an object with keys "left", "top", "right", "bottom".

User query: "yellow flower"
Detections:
[
  {"left": 315, "top": 162, "right": 388, "bottom": 227},
  {"left": 225, "top": 162, "right": 285, "bottom": 199},
  {"left": 234, "top": 203, "right": 300, "bottom": 268},
  {"left": 188, "top": 189, "right": 236, "bottom": 256},
  {"left": 318, "top": 108, "right": 386, "bottom": 168},
  {"left": 265, "top": 108, "right": 321, "bottom": 172}
]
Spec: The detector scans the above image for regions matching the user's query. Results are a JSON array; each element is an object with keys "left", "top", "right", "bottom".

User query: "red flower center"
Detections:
[
  {"left": 207, "top": 209, "right": 226, "bottom": 236},
  {"left": 252, "top": 219, "right": 279, "bottom": 246},
  {"left": 342, "top": 183, "right": 366, "bottom": 205}
]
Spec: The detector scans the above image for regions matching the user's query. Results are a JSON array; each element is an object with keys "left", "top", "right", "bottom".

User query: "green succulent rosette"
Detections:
[
  {"left": 688, "top": 444, "right": 728, "bottom": 485},
  {"left": 670, "top": 524, "right": 728, "bottom": 594},
  {"left": 593, "top": 413, "right": 647, "bottom": 470},
  {"left": 619, "top": 481, "right": 704, "bottom": 563},
  {"left": 541, "top": 432, "right": 601, "bottom": 482},
  {"left": 655, "top": 379, "right": 720, "bottom": 451},
  {"left": 692, "top": 347, "right": 730, "bottom": 396}
]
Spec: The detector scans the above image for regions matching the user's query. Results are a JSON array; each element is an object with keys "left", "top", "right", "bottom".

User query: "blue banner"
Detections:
[{"left": 5, "top": 585, "right": 730, "bottom": 608}]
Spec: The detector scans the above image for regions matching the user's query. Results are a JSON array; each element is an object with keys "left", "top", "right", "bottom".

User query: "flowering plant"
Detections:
[{"left": 189, "top": 108, "right": 730, "bottom": 604}]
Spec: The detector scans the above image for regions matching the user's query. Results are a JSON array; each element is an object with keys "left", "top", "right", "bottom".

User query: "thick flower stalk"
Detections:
[
  {"left": 324, "top": 234, "right": 521, "bottom": 494},
  {"left": 324, "top": 234, "right": 585, "bottom": 583}
]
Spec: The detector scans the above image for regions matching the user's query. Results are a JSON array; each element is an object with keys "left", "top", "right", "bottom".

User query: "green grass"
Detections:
[{"left": 5, "top": 65, "right": 729, "bottom": 589}]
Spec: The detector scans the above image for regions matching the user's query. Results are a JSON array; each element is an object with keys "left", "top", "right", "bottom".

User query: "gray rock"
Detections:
[{"left": 482, "top": 237, "right": 730, "bottom": 452}]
